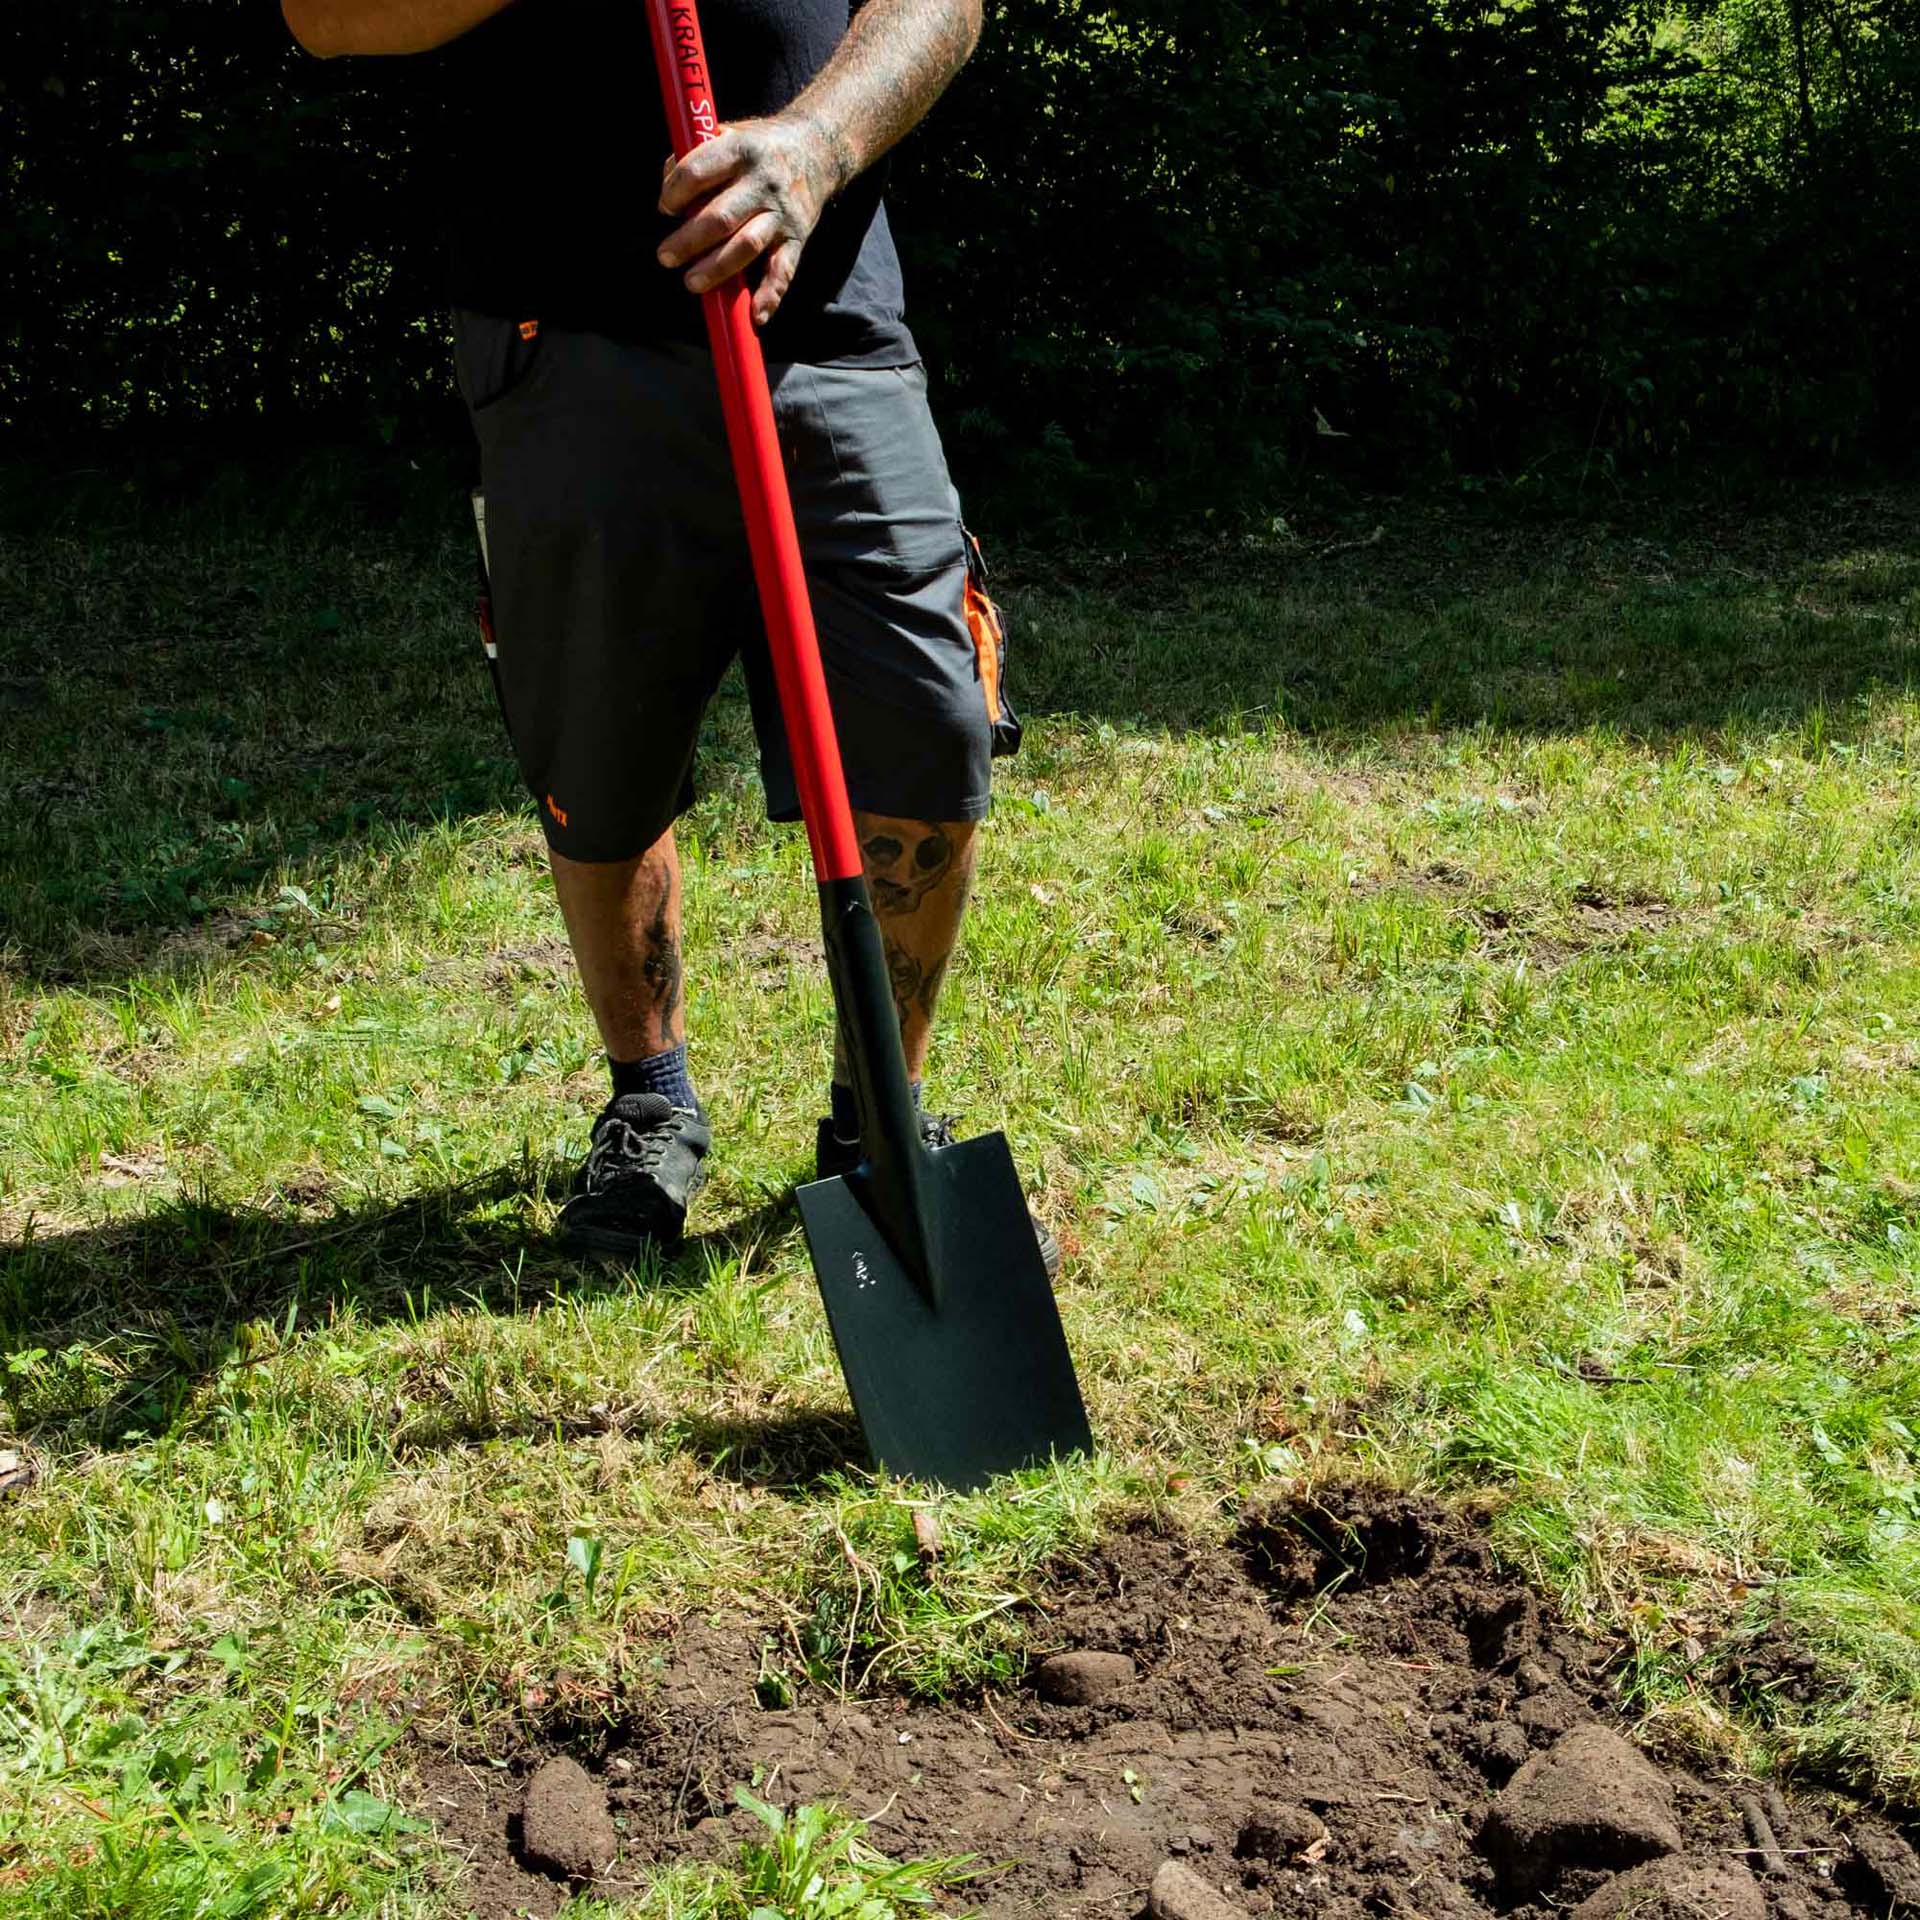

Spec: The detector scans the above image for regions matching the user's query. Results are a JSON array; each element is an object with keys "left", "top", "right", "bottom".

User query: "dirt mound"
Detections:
[
  {"left": 412, "top": 1488, "right": 1916, "bottom": 1919},
  {"left": 519, "top": 1755, "right": 617, "bottom": 1883},
  {"left": 1479, "top": 1725, "right": 1682, "bottom": 1891},
  {"left": 1570, "top": 1856, "right": 1766, "bottom": 1920}
]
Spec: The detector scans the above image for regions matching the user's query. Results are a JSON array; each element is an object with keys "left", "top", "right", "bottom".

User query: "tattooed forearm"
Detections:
[
  {"left": 652, "top": 0, "right": 978, "bottom": 326},
  {"left": 790, "top": 0, "right": 983, "bottom": 193},
  {"left": 639, "top": 895, "right": 684, "bottom": 1048}
]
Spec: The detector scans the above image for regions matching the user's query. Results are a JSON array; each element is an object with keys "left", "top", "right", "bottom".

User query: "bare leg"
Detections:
[
  {"left": 840, "top": 812, "right": 978, "bottom": 1083},
  {"left": 549, "top": 830, "right": 684, "bottom": 1062},
  {"left": 833, "top": 811, "right": 1054, "bottom": 1269}
]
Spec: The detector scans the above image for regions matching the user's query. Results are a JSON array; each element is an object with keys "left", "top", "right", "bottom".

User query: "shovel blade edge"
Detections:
[{"left": 796, "top": 1130, "right": 1093, "bottom": 1491}]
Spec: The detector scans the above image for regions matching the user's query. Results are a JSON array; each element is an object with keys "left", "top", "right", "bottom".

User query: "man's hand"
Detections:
[
  {"left": 655, "top": 0, "right": 982, "bottom": 326},
  {"left": 657, "top": 113, "right": 852, "bottom": 328}
]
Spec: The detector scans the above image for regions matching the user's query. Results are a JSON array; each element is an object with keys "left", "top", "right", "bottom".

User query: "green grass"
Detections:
[
  {"left": 551, "top": 1795, "right": 970, "bottom": 1920},
  {"left": 2, "top": 474, "right": 1919, "bottom": 1913}
]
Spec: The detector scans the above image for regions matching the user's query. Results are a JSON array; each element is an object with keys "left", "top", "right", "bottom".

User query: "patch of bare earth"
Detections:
[
  {"left": 420, "top": 935, "right": 578, "bottom": 996},
  {"left": 727, "top": 916, "right": 817, "bottom": 985},
  {"left": 480, "top": 936, "right": 577, "bottom": 993},
  {"left": 408, "top": 1490, "right": 1919, "bottom": 1920},
  {"left": 1468, "top": 883, "right": 1693, "bottom": 973}
]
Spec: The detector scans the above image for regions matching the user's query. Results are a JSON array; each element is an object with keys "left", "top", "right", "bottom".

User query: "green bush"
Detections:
[
  {"left": 4, "top": 0, "right": 1916, "bottom": 495},
  {"left": 892, "top": 0, "right": 1920, "bottom": 494},
  {"left": 2, "top": 6, "right": 446, "bottom": 434}
]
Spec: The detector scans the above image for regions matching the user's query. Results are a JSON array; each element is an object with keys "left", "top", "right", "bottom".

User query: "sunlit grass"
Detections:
[{"left": 2, "top": 479, "right": 1917, "bottom": 1911}]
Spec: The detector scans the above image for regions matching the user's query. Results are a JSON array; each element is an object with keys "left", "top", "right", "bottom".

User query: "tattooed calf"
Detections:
[
  {"left": 882, "top": 934, "right": 951, "bottom": 1028},
  {"left": 884, "top": 936, "right": 925, "bottom": 1031},
  {"left": 639, "top": 895, "right": 685, "bottom": 1046}
]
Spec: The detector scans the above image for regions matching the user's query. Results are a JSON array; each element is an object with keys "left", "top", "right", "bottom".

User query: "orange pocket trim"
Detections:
[{"left": 965, "top": 576, "right": 1005, "bottom": 725}]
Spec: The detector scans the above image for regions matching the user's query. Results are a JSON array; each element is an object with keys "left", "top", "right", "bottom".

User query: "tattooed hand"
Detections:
[
  {"left": 657, "top": 0, "right": 982, "bottom": 327},
  {"left": 657, "top": 112, "right": 852, "bottom": 327}
]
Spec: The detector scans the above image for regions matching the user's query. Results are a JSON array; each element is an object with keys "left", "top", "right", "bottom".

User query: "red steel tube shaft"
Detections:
[{"left": 643, "top": 0, "right": 865, "bottom": 886}]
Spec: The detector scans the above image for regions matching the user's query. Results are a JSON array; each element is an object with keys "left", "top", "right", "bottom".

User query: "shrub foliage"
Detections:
[{"left": 4, "top": 0, "right": 1916, "bottom": 488}]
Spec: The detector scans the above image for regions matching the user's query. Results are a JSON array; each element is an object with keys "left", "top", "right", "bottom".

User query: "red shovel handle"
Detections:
[
  {"left": 643, "top": 0, "right": 864, "bottom": 886},
  {"left": 646, "top": 0, "right": 933, "bottom": 1261}
]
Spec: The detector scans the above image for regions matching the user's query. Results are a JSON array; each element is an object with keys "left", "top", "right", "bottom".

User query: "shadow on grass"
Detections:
[
  {"left": 679, "top": 1405, "right": 868, "bottom": 1492},
  {"left": 3, "top": 469, "right": 1916, "bottom": 984},
  {"left": 0, "top": 1166, "right": 862, "bottom": 1479},
  {"left": 1006, "top": 486, "right": 1920, "bottom": 742}
]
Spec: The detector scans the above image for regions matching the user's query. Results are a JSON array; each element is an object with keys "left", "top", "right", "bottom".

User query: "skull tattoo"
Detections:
[{"left": 864, "top": 829, "right": 953, "bottom": 915}]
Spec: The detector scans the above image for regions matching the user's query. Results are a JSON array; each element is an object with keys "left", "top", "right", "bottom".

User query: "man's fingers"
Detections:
[
  {"left": 752, "top": 239, "right": 802, "bottom": 327},
  {"left": 650, "top": 112, "right": 819, "bottom": 308},
  {"left": 683, "top": 212, "right": 782, "bottom": 296},
  {"left": 658, "top": 130, "right": 747, "bottom": 214},
  {"left": 659, "top": 182, "right": 767, "bottom": 271}
]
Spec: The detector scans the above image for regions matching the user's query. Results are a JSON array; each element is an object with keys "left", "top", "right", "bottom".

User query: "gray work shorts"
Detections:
[{"left": 455, "top": 311, "right": 996, "bottom": 863}]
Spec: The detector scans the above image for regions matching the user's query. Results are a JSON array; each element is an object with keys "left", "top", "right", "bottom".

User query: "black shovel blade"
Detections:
[{"left": 795, "top": 1129, "right": 1093, "bottom": 1491}]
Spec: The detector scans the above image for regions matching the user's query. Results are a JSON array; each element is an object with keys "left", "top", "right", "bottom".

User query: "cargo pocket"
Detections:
[
  {"left": 961, "top": 526, "right": 1023, "bottom": 760},
  {"left": 453, "top": 311, "right": 548, "bottom": 416}
]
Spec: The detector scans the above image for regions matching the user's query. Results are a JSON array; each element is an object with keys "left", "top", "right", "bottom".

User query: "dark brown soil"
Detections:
[
  {"left": 519, "top": 1755, "right": 619, "bottom": 1882},
  {"left": 407, "top": 1749, "right": 570, "bottom": 1920},
  {"left": 408, "top": 1489, "right": 1920, "bottom": 1920}
]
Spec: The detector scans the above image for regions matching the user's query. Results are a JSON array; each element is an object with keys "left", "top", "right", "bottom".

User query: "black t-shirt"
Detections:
[{"left": 440, "top": 0, "right": 916, "bottom": 366}]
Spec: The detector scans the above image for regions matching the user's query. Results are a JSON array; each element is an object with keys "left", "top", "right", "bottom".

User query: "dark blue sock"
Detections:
[
  {"left": 610, "top": 1044, "right": 697, "bottom": 1110},
  {"left": 829, "top": 1077, "right": 921, "bottom": 1141}
]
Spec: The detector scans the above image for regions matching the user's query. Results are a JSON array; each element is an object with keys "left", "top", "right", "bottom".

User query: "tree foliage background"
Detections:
[{"left": 3, "top": 0, "right": 1915, "bottom": 496}]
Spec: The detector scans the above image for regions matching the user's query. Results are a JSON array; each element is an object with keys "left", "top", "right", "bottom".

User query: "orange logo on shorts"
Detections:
[{"left": 545, "top": 793, "right": 570, "bottom": 828}]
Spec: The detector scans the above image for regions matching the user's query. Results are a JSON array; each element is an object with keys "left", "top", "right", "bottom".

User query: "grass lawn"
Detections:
[{"left": 2, "top": 469, "right": 1917, "bottom": 1915}]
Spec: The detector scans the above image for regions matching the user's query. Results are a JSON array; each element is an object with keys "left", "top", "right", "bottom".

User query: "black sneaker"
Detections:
[
  {"left": 813, "top": 1110, "right": 1063, "bottom": 1280},
  {"left": 559, "top": 1091, "right": 711, "bottom": 1259}
]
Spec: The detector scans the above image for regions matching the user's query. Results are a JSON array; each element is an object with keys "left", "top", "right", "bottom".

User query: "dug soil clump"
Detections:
[
  {"left": 518, "top": 1755, "right": 617, "bottom": 1882},
  {"left": 413, "top": 1487, "right": 1916, "bottom": 1919},
  {"left": 1480, "top": 1724, "right": 1682, "bottom": 1891}
]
